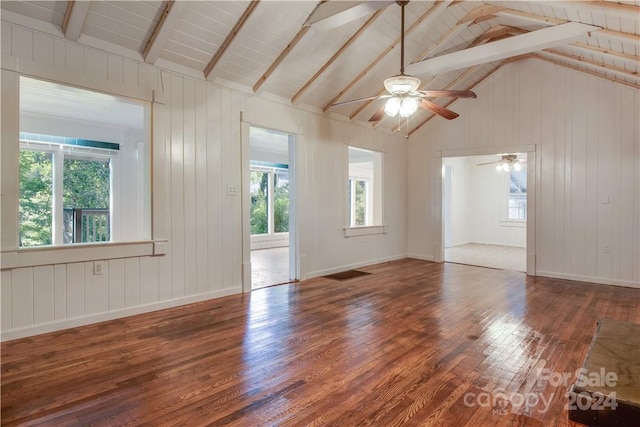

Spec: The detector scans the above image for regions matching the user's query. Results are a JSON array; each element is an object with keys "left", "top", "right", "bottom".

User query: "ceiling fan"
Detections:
[
  {"left": 327, "top": 0, "right": 477, "bottom": 121},
  {"left": 477, "top": 154, "right": 526, "bottom": 171}
]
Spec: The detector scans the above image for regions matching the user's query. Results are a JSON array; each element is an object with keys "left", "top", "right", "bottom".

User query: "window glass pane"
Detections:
[
  {"left": 508, "top": 167, "right": 527, "bottom": 221},
  {"left": 274, "top": 170, "right": 289, "bottom": 233},
  {"left": 64, "top": 158, "right": 110, "bottom": 243},
  {"left": 354, "top": 180, "right": 366, "bottom": 226},
  {"left": 19, "top": 150, "right": 53, "bottom": 247},
  {"left": 250, "top": 170, "right": 269, "bottom": 235}
]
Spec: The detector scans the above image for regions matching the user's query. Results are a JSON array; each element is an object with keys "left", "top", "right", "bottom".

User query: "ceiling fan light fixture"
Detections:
[
  {"left": 513, "top": 162, "right": 522, "bottom": 171},
  {"left": 399, "top": 96, "right": 418, "bottom": 117},
  {"left": 385, "top": 96, "right": 401, "bottom": 117},
  {"left": 384, "top": 75, "right": 421, "bottom": 94}
]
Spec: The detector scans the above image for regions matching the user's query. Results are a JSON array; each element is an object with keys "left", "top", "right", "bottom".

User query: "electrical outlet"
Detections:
[
  {"left": 226, "top": 184, "right": 238, "bottom": 196},
  {"left": 93, "top": 260, "right": 105, "bottom": 275},
  {"left": 604, "top": 246, "right": 611, "bottom": 254}
]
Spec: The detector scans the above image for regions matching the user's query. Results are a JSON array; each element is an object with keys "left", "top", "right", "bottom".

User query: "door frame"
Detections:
[
  {"left": 240, "top": 119, "right": 300, "bottom": 292},
  {"left": 435, "top": 145, "right": 537, "bottom": 276}
]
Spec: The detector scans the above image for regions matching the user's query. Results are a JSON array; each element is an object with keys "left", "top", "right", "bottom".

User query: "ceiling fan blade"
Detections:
[
  {"left": 303, "top": 1, "right": 392, "bottom": 31},
  {"left": 418, "top": 90, "right": 477, "bottom": 99},
  {"left": 418, "top": 99, "right": 459, "bottom": 120},
  {"left": 330, "top": 94, "right": 389, "bottom": 108},
  {"left": 368, "top": 106, "right": 386, "bottom": 122},
  {"left": 477, "top": 161, "right": 499, "bottom": 166}
]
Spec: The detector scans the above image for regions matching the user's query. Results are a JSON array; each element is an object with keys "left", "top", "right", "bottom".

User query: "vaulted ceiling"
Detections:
[{"left": 2, "top": 1, "right": 639, "bottom": 136}]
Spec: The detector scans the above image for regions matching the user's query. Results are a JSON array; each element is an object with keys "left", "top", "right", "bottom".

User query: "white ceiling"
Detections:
[{"left": 3, "top": 1, "right": 639, "bottom": 136}]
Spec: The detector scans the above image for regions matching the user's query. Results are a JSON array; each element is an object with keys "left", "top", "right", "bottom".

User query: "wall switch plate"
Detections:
[
  {"left": 604, "top": 245, "right": 611, "bottom": 254},
  {"left": 226, "top": 184, "right": 238, "bottom": 196},
  {"left": 93, "top": 260, "right": 105, "bottom": 275}
]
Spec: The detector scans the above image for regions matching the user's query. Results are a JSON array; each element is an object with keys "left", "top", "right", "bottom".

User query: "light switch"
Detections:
[{"left": 227, "top": 184, "right": 238, "bottom": 196}]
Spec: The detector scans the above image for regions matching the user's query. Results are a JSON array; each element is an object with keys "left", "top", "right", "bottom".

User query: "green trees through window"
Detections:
[
  {"left": 250, "top": 168, "right": 289, "bottom": 235},
  {"left": 19, "top": 148, "right": 111, "bottom": 247}
]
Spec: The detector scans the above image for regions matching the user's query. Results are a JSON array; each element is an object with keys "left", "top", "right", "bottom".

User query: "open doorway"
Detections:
[
  {"left": 249, "top": 127, "right": 297, "bottom": 289},
  {"left": 442, "top": 153, "right": 527, "bottom": 272}
]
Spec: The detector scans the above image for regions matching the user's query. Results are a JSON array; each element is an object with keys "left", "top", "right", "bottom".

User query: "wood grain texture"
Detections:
[{"left": 2, "top": 259, "right": 640, "bottom": 426}]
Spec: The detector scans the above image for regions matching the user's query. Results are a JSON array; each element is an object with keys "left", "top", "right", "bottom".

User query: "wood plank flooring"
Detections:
[{"left": 2, "top": 259, "right": 639, "bottom": 426}]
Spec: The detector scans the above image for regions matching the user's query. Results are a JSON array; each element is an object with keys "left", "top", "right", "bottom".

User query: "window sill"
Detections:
[
  {"left": 1, "top": 240, "right": 168, "bottom": 270},
  {"left": 500, "top": 220, "right": 526, "bottom": 228},
  {"left": 344, "top": 225, "right": 387, "bottom": 238}
]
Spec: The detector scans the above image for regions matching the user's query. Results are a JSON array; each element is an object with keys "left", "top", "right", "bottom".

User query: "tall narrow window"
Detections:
[
  {"left": 348, "top": 146, "right": 382, "bottom": 227},
  {"left": 508, "top": 168, "right": 527, "bottom": 221}
]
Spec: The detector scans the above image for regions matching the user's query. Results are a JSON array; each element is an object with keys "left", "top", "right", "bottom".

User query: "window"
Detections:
[
  {"left": 508, "top": 168, "right": 527, "bottom": 221},
  {"left": 19, "top": 135, "right": 115, "bottom": 246},
  {"left": 19, "top": 77, "right": 150, "bottom": 247},
  {"left": 250, "top": 163, "right": 289, "bottom": 236},
  {"left": 347, "top": 146, "right": 382, "bottom": 227}
]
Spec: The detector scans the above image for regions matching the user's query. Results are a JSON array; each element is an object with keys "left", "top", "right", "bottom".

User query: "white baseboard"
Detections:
[
  {"left": 1, "top": 286, "right": 242, "bottom": 342},
  {"left": 535, "top": 270, "right": 640, "bottom": 289},
  {"left": 302, "top": 254, "right": 408, "bottom": 281},
  {"left": 407, "top": 254, "right": 436, "bottom": 262}
]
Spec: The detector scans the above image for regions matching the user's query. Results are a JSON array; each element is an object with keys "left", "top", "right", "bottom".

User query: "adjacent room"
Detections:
[{"left": 1, "top": 1, "right": 638, "bottom": 426}]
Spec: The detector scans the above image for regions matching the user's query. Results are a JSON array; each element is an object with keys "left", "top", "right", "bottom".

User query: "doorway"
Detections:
[
  {"left": 442, "top": 153, "right": 528, "bottom": 272},
  {"left": 248, "top": 127, "right": 297, "bottom": 289}
]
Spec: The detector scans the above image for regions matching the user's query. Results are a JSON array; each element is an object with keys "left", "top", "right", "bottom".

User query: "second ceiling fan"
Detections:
[{"left": 328, "top": 0, "right": 477, "bottom": 121}]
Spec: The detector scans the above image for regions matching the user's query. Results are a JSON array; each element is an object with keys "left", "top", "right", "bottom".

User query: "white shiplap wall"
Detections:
[
  {"left": 408, "top": 58, "right": 640, "bottom": 288},
  {"left": 0, "top": 22, "right": 408, "bottom": 340}
]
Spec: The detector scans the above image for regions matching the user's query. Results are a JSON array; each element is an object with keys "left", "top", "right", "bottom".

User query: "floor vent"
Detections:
[{"left": 323, "top": 270, "right": 371, "bottom": 281}]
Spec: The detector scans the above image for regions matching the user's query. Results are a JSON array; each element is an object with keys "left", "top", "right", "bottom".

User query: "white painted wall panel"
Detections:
[
  {"left": 124, "top": 258, "right": 140, "bottom": 307},
  {"left": 1, "top": 270, "right": 12, "bottom": 328},
  {"left": 11, "top": 267, "right": 33, "bottom": 327},
  {"left": 33, "top": 265, "right": 53, "bottom": 324},
  {"left": 107, "top": 258, "right": 125, "bottom": 310},
  {"left": 409, "top": 58, "right": 640, "bottom": 287},
  {"left": 139, "top": 256, "right": 158, "bottom": 305},
  {"left": 66, "top": 262, "right": 84, "bottom": 318},
  {"left": 53, "top": 264, "right": 66, "bottom": 320}
]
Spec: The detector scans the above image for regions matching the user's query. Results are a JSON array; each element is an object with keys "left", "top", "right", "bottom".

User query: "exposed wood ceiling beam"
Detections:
[
  {"left": 548, "top": 1, "right": 640, "bottom": 21},
  {"left": 494, "top": 8, "right": 564, "bottom": 26},
  {"left": 204, "top": 1, "right": 260, "bottom": 80},
  {"left": 143, "top": 0, "right": 186, "bottom": 64},
  {"left": 62, "top": 0, "right": 91, "bottom": 42},
  {"left": 405, "top": 22, "right": 600, "bottom": 77},
  {"left": 472, "top": 25, "right": 527, "bottom": 45},
  {"left": 594, "top": 28, "right": 640, "bottom": 44},
  {"left": 253, "top": 26, "right": 311, "bottom": 94},
  {"left": 303, "top": 0, "right": 392, "bottom": 31},
  {"left": 570, "top": 42, "right": 640, "bottom": 64},
  {"left": 534, "top": 53, "right": 640, "bottom": 90},
  {"left": 291, "top": 8, "right": 384, "bottom": 105},
  {"left": 457, "top": 4, "right": 505, "bottom": 24},
  {"left": 322, "top": 0, "right": 452, "bottom": 113},
  {"left": 541, "top": 49, "right": 640, "bottom": 83}
]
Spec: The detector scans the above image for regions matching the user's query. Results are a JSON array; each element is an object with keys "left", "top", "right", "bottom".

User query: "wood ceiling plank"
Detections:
[
  {"left": 204, "top": 0, "right": 261, "bottom": 80},
  {"left": 570, "top": 42, "right": 640, "bottom": 63},
  {"left": 252, "top": 26, "right": 311, "bottom": 94},
  {"left": 291, "top": 8, "right": 384, "bottom": 105}
]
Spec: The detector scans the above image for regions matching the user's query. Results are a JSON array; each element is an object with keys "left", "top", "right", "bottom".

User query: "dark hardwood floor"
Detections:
[{"left": 2, "top": 259, "right": 639, "bottom": 426}]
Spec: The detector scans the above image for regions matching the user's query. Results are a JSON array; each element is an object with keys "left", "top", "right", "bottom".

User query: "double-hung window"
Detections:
[{"left": 347, "top": 146, "right": 382, "bottom": 227}]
